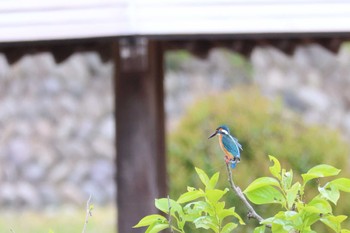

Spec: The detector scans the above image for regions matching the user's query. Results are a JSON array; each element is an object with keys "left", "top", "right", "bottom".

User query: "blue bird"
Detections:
[{"left": 208, "top": 125, "right": 243, "bottom": 168}]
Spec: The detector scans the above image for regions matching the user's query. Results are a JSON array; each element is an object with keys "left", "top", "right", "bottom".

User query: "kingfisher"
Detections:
[{"left": 208, "top": 125, "right": 243, "bottom": 169}]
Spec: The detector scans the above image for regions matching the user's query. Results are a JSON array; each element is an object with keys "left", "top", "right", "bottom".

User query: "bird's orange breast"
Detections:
[{"left": 218, "top": 134, "right": 234, "bottom": 159}]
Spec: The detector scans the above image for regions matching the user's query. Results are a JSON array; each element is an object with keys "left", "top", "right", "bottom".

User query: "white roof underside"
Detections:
[{"left": 1, "top": 0, "right": 350, "bottom": 43}]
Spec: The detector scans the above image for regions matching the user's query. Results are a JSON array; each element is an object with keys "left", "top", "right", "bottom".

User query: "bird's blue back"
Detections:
[
  {"left": 221, "top": 133, "right": 242, "bottom": 169},
  {"left": 221, "top": 134, "right": 242, "bottom": 159}
]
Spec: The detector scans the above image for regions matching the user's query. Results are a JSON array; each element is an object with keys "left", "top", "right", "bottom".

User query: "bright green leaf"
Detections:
[
  {"left": 254, "top": 225, "right": 266, "bottom": 233},
  {"left": 208, "top": 172, "right": 220, "bottom": 190},
  {"left": 302, "top": 165, "right": 340, "bottom": 184},
  {"left": 155, "top": 198, "right": 183, "bottom": 216},
  {"left": 133, "top": 214, "right": 167, "bottom": 228},
  {"left": 281, "top": 169, "right": 293, "bottom": 190},
  {"left": 321, "top": 215, "right": 347, "bottom": 233},
  {"left": 269, "top": 155, "right": 282, "bottom": 180},
  {"left": 194, "top": 216, "right": 219, "bottom": 232},
  {"left": 195, "top": 167, "right": 210, "bottom": 187},
  {"left": 245, "top": 185, "right": 285, "bottom": 205},
  {"left": 302, "top": 227, "right": 317, "bottom": 233},
  {"left": 230, "top": 210, "right": 245, "bottom": 225},
  {"left": 260, "top": 216, "right": 276, "bottom": 225},
  {"left": 183, "top": 201, "right": 210, "bottom": 221},
  {"left": 221, "top": 222, "right": 238, "bottom": 233},
  {"left": 244, "top": 177, "right": 281, "bottom": 193},
  {"left": 206, "top": 189, "right": 228, "bottom": 204},
  {"left": 330, "top": 178, "right": 350, "bottom": 192},
  {"left": 177, "top": 190, "right": 205, "bottom": 203},
  {"left": 214, "top": 201, "right": 225, "bottom": 212},
  {"left": 218, "top": 207, "right": 245, "bottom": 225},
  {"left": 318, "top": 184, "right": 340, "bottom": 205},
  {"left": 341, "top": 229, "right": 350, "bottom": 233},
  {"left": 333, "top": 215, "right": 348, "bottom": 223},
  {"left": 286, "top": 182, "right": 300, "bottom": 210},
  {"left": 271, "top": 220, "right": 292, "bottom": 233},
  {"left": 145, "top": 223, "right": 169, "bottom": 233},
  {"left": 308, "top": 196, "right": 332, "bottom": 213},
  {"left": 187, "top": 186, "right": 196, "bottom": 192}
]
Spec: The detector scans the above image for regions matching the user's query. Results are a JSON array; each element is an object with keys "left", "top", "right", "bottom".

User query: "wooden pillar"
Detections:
[{"left": 114, "top": 38, "right": 167, "bottom": 233}]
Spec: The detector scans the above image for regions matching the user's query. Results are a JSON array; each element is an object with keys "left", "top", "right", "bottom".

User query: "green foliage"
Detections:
[
  {"left": 245, "top": 155, "right": 350, "bottom": 233},
  {"left": 136, "top": 157, "right": 350, "bottom": 233},
  {"left": 134, "top": 168, "right": 245, "bottom": 233},
  {"left": 167, "top": 87, "right": 350, "bottom": 222}
]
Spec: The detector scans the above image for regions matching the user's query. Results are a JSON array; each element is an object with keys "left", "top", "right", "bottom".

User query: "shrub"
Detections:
[{"left": 135, "top": 156, "right": 350, "bottom": 232}]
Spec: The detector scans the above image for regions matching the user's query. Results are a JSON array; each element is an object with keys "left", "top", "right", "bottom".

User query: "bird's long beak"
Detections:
[{"left": 208, "top": 130, "right": 218, "bottom": 139}]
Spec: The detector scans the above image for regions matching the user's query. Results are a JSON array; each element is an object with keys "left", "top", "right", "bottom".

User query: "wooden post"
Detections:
[{"left": 114, "top": 38, "right": 167, "bottom": 233}]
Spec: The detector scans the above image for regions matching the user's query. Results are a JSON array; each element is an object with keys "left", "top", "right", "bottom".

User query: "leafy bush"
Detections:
[
  {"left": 134, "top": 168, "right": 244, "bottom": 233},
  {"left": 246, "top": 156, "right": 350, "bottom": 233},
  {"left": 167, "top": 87, "right": 350, "bottom": 227},
  {"left": 135, "top": 156, "right": 350, "bottom": 232}
]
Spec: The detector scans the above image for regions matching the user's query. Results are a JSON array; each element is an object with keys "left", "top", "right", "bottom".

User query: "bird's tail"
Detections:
[{"left": 230, "top": 161, "right": 237, "bottom": 169}]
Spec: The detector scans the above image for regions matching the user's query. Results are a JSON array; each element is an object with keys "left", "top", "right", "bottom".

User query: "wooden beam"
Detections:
[{"left": 114, "top": 38, "right": 167, "bottom": 233}]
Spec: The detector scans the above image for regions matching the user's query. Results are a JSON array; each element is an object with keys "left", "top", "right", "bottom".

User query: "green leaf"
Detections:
[
  {"left": 281, "top": 169, "right": 293, "bottom": 190},
  {"left": 330, "top": 178, "right": 350, "bottom": 192},
  {"left": 208, "top": 172, "right": 220, "bottom": 189},
  {"left": 254, "top": 225, "right": 266, "bottom": 233},
  {"left": 286, "top": 182, "right": 300, "bottom": 210},
  {"left": 302, "top": 227, "right": 317, "bottom": 233},
  {"left": 302, "top": 165, "right": 340, "bottom": 184},
  {"left": 244, "top": 177, "right": 281, "bottom": 193},
  {"left": 308, "top": 196, "right": 332, "bottom": 213},
  {"left": 195, "top": 167, "right": 210, "bottom": 187},
  {"left": 269, "top": 155, "right": 282, "bottom": 180},
  {"left": 318, "top": 184, "right": 340, "bottom": 205},
  {"left": 183, "top": 201, "right": 210, "bottom": 221},
  {"left": 245, "top": 185, "right": 285, "bottom": 205},
  {"left": 341, "top": 229, "right": 350, "bottom": 233},
  {"left": 214, "top": 201, "right": 225, "bottom": 212},
  {"left": 145, "top": 223, "right": 169, "bottom": 233},
  {"left": 194, "top": 216, "right": 219, "bottom": 232},
  {"left": 321, "top": 215, "right": 348, "bottom": 233},
  {"left": 48, "top": 230, "right": 55, "bottom": 233},
  {"left": 177, "top": 190, "right": 205, "bottom": 203},
  {"left": 221, "top": 222, "right": 238, "bottom": 233},
  {"left": 155, "top": 198, "right": 183, "bottom": 216},
  {"left": 206, "top": 189, "right": 228, "bottom": 204},
  {"left": 187, "top": 186, "right": 196, "bottom": 192},
  {"left": 133, "top": 214, "right": 167, "bottom": 228},
  {"left": 218, "top": 207, "right": 245, "bottom": 225}
]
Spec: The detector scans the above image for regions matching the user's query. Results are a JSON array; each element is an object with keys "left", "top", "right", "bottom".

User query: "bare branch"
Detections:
[
  {"left": 82, "top": 194, "right": 93, "bottom": 233},
  {"left": 225, "top": 163, "right": 271, "bottom": 228}
]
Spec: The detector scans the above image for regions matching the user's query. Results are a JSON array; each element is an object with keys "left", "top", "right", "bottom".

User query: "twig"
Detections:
[
  {"left": 82, "top": 194, "right": 93, "bottom": 233},
  {"left": 167, "top": 195, "right": 174, "bottom": 233},
  {"left": 225, "top": 164, "right": 271, "bottom": 228}
]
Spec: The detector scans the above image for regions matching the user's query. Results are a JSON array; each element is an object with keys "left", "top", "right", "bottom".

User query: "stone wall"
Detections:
[
  {"left": 251, "top": 44, "right": 350, "bottom": 139},
  {"left": 0, "top": 53, "right": 115, "bottom": 208}
]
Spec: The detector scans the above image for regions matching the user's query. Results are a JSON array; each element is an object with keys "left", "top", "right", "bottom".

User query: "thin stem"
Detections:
[
  {"left": 82, "top": 194, "right": 93, "bottom": 233},
  {"left": 167, "top": 195, "right": 174, "bottom": 233},
  {"left": 225, "top": 163, "right": 271, "bottom": 228}
]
